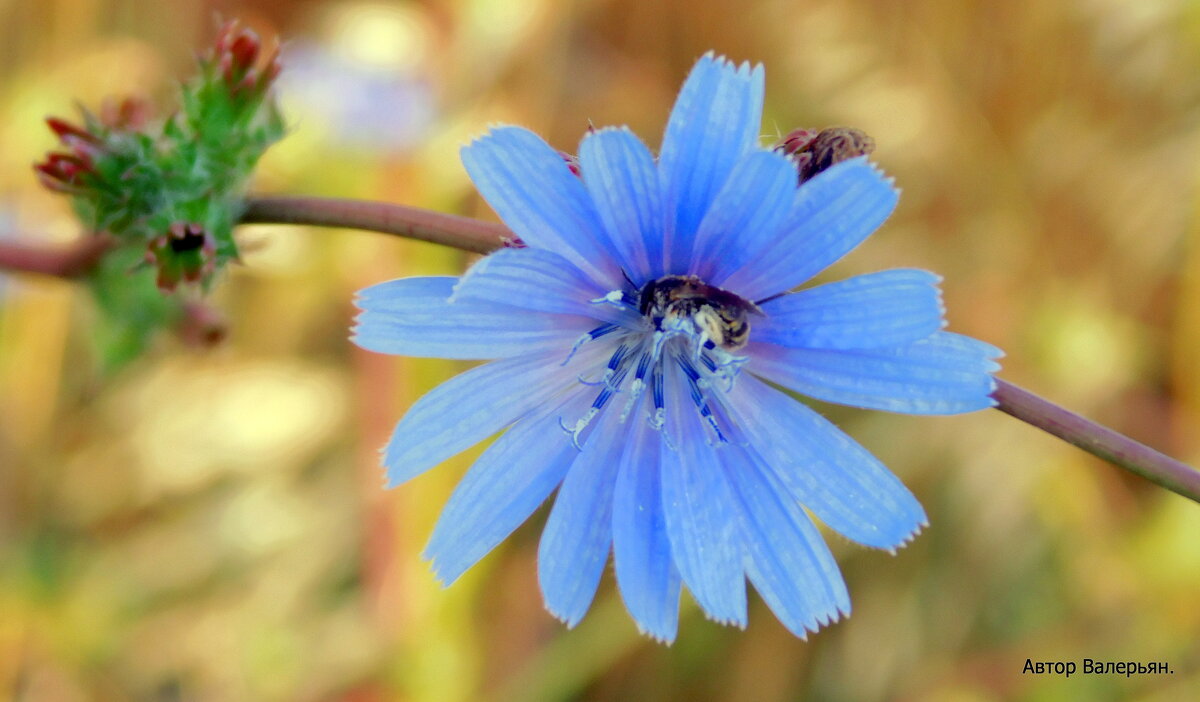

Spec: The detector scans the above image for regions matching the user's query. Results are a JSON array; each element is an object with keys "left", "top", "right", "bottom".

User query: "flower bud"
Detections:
[
  {"left": 212, "top": 20, "right": 279, "bottom": 99},
  {"left": 228, "top": 31, "right": 261, "bottom": 74},
  {"left": 33, "top": 153, "right": 93, "bottom": 193},
  {"left": 147, "top": 222, "right": 217, "bottom": 292},
  {"left": 775, "top": 126, "right": 875, "bottom": 184},
  {"left": 45, "top": 117, "right": 99, "bottom": 145}
]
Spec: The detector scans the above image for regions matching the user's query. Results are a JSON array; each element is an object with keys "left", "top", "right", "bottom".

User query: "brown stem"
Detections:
[
  {"left": 992, "top": 379, "right": 1200, "bottom": 503},
  {"left": 0, "top": 235, "right": 113, "bottom": 278},
  {"left": 241, "top": 196, "right": 508, "bottom": 255}
]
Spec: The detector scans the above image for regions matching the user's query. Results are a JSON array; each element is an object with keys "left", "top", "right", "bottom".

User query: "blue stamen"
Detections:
[
  {"left": 618, "top": 351, "right": 653, "bottom": 422},
  {"left": 561, "top": 323, "right": 619, "bottom": 366},
  {"left": 677, "top": 356, "right": 701, "bottom": 382},
  {"left": 648, "top": 365, "right": 666, "bottom": 430},
  {"left": 634, "top": 352, "right": 652, "bottom": 382},
  {"left": 592, "top": 362, "right": 631, "bottom": 408},
  {"left": 578, "top": 342, "right": 631, "bottom": 387},
  {"left": 607, "top": 343, "right": 630, "bottom": 372},
  {"left": 675, "top": 355, "right": 728, "bottom": 444}
]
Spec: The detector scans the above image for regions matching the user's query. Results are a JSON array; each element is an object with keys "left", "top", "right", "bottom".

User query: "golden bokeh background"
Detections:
[{"left": 2, "top": 0, "right": 1199, "bottom": 700}]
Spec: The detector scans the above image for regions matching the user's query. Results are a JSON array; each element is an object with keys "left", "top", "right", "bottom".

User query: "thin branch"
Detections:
[
  {"left": 241, "top": 196, "right": 509, "bottom": 255},
  {"left": 3, "top": 195, "right": 1197, "bottom": 504},
  {"left": 992, "top": 380, "right": 1200, "bottom": 503},
  {"left": 0, "top": 235, "right": 113, "bottom": 278}
]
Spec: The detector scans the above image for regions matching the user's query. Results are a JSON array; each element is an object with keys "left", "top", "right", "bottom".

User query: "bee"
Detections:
[{"left": 638, "top": 275, "right": 762, "bottom": 352}]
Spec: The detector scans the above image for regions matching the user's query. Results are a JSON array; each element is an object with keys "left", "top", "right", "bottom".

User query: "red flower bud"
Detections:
[
  {"left": 229, "top": 31, "right": 261, "bottom": 73},
  {"left": 33, "top": 169, "right": 81, "bottom": 194},
  {"left": 33, "top": 152, "right": 94, "bottom": 192},
  {"left": 212, "top": 20, "right": 278, "bottom": 97},
  {"left": 45, "top": 117, "right": 99, "bottom": 145}
]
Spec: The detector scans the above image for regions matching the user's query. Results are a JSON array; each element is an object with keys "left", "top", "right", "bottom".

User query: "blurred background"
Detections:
[{"left": 2, "top": 0, "right": 1200, "bottom": 700}]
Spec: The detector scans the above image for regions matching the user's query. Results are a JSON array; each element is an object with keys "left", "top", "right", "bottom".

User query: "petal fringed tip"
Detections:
[
  {"left": 538, "top": 409, "right": 626, "bottom": 627},
  {"left": 578, "top": 127, "right": 664, "bottom": 284},
  {"left": 612, "top": 410, "right": 681, "bottom": 643},
  {"left": 723, "top": 157, "right": 899, "bottom": 301},
  {"left": 729, "top": 376, "right": 928, "bottom": 550},
  {"left": 749, "top": 332, "right": 1002, "bottom": 415},
  {"left": 381, "top": 350, "right": 583, "bottom": 487},
  {"left": 422, "top": 393, "right": 591, "bottom": 584},
  {"left": 461, "top": 126, "right": 621, "bottom": 287},
  {"left": 755, "top": 269, "right": 946, "bottom": 350},
  {"left": 659, "top": 53, "right": 765, "bottom": 274}
]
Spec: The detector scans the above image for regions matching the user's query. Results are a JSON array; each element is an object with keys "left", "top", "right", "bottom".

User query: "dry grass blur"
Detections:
[{"left": 1, "top": 0, "right": 1199, "bottom": 700}]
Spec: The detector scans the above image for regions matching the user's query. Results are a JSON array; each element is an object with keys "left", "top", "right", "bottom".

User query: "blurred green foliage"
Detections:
[
  {"left": 34, "top": 19, "right": 284, "bottom": 369},
  {"left": 1, "top": 1, "right": 1198, "bottom": 701}
]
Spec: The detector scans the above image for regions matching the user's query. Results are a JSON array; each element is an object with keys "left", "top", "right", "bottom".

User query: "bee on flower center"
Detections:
[{"left": 638, "top": 275, "right": 762, "bottom": 352}]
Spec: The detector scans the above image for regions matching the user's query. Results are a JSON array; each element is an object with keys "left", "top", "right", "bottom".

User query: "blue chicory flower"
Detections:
[{"left": 353, "top": 53, "right": 1002, "bottom": 642}]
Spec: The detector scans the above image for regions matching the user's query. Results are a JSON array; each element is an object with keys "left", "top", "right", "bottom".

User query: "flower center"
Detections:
[{"left": 557, "top": 275, "right": 761, "bottom": 448}]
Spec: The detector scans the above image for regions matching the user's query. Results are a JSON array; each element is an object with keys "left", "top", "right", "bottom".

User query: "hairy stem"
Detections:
[{"left": 4, "top": 195, "right": 1197, "bottom": 504}]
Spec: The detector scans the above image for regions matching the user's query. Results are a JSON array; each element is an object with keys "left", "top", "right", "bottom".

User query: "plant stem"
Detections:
[
  {"left": 0, "top": 235, "right": 112, "bottom": 278},
  {"left": 241, "top": 196, "right": 509, "bottom": 255},
  {"left": 991, "top": 380, "right": 1199, "bottom": 503},
  {"left": 4, "top": 195, "right": 1197, "bottom": 504}
]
